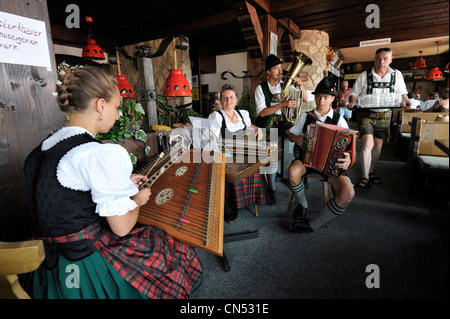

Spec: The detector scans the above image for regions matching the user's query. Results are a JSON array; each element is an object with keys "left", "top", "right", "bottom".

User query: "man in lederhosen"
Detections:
[
  {"left": 254, "top": 54, "right": 306, "bottom": 205},
  {"left": 348, "top": 48, "right": 410, "bottom": 189}
]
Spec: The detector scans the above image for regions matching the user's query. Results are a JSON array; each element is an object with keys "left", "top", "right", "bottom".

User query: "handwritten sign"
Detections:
[{"left": 0, "top": 11, "right": 51, "bottom": 68}]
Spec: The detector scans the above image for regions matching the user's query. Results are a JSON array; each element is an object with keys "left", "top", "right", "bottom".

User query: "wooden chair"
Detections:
[
  {"left": 286, "top": 172, "right": 330, "bottom": 227},
  {"left": 407, "top": 116, "right": 449, "bottom": 197},
  {"left": 0, "top": 240, "right": 45, "bottom": 299}
]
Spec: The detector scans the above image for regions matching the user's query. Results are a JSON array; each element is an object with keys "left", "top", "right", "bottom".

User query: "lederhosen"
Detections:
[
  {"left": 359, "top": 69, "right": 396, "bottom": 120},
  {"left": 24, "top": 133, "right": 203, "bottom": 299},
  {"left": 217, "top": 111, "right": 266, "bottom": 210}
]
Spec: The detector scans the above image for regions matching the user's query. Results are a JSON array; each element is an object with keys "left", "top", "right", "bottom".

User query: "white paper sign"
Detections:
[{"left": 0, "top": 11, "right": 51, "bottom": 68}]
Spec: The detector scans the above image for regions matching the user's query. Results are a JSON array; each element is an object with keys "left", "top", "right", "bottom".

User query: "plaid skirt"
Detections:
[
  {"left": 37, "top": 222, "right": 203, "bottom": 299},
  {"left": 225, "top": 172, "right": 266, "bottom": 210}
]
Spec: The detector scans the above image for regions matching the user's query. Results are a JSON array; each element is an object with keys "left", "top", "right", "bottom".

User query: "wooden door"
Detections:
[{"left": 0, "top": 0, "right": 63, "bottom": 240}]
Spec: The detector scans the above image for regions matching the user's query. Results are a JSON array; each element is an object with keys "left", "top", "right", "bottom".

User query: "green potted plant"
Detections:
[
  {"left": 156, "top": 95, "right": 202, "bottom": 127},
  {"left": 97, "top": 96, "right": 150, "bottom": 166}
]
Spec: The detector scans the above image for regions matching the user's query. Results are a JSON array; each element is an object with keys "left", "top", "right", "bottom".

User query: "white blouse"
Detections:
[
  {"left": 41, "top": 126, "right": 138, "bottom": 217},
  {"left": 207, "top": 109, "right": 252, "bottom": 138}
]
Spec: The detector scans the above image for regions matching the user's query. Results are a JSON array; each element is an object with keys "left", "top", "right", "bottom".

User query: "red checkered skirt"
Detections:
[
  {"left": 226, "top": 172, "right": 266, "bottom": 210},
  {"left": 40, "top": 222, "right": 203, "bottom": 299}
]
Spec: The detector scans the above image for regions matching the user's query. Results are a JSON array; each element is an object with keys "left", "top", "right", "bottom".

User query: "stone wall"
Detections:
[
  {"left": 118, "top": 38, "right": 193, "bottom": 107},
  {"left": 284, "top": 30, "right": 329, "bottom": 111}
]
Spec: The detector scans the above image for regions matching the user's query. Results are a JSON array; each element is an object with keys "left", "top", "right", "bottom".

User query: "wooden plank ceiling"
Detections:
[{"left": 48, "top": 0, "right": 449, "bottom": 58}]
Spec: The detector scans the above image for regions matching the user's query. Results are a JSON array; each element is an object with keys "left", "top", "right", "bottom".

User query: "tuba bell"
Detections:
[{"left": 280, "top": 51, "right": 312, "bottom": 125}]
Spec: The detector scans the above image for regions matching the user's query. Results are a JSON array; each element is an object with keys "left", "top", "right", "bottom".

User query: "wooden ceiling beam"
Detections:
[
  {"left": 277, "top": 18, "right": 301, "bottom": 39},
  {"left": 233, "top": 1, "right": 264, "bottom": 58}
]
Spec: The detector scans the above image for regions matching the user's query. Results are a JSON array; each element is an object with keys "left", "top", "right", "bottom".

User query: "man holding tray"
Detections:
[{"left": 348, "top": 47, "right": 410, "bottom": 189}]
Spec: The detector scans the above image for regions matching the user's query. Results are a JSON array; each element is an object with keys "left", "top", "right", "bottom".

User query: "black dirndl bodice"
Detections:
[{"left": 23, "top": 133, "right": 102, "bottom": 269}]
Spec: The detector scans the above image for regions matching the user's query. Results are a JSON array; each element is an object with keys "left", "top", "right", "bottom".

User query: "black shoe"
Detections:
[
  {"left": 225, "top": 210, "right": 238, "bottom": 223},
  {"left": 267, "top": 189, "right": 277, "bottom": 206},
  {"left": 289, "top": 219, "right": 313, "bottom": 233},
  {"left": 291, "top": 204, "right": 309, "bottom": 221}
]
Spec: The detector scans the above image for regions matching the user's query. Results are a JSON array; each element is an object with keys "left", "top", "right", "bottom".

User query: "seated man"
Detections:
[{"left": 285, "top": 76, "right": 355, "bottom": 233}]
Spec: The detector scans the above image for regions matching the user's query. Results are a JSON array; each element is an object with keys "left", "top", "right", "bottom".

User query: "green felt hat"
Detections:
[{"left": 312, "top": 76, "right": 338, "bottom": 96}]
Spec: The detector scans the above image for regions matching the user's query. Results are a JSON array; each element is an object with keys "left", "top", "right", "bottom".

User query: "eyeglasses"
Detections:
[{"left": 376, "top": 47, "right": 392, "bottom": 54}]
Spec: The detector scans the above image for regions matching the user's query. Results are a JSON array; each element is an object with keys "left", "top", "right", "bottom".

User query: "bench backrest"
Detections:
[
  {"left": 409, "top": 117, "right": 449, "bottom": 158},
  {"left": 399, "top": 111, "right": 448, "bottom": 134}
]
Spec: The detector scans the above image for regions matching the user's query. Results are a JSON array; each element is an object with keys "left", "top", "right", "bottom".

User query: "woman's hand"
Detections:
[
  {"left": 132, "top": 187, "right": 152, "bottom": 207},
  {"left": 130, "top": 174, "right": 148, "bottom": 187}
]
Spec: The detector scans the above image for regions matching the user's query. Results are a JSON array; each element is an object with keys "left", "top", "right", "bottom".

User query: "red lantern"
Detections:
[
  {"left": 115, "top": 75, "right": 134, "bottom": 98},
  {"left": 412, "top": 51, "right": 426, "bottom": 69},
  {"left": 82, "top": 39, "right": 105, "bottom": 60},
  {"left": 163, "top": 69, "right": 192, "bottom": 97},
  {"left": 426, "top": 67, "right": 443, "bottom": 80}
]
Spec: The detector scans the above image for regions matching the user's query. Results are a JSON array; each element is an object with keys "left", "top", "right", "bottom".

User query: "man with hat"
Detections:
[
  {"left": 254, "top": 54, "right": 306, "bottom": 205},
  {"left": 284, "top": 76, "right": 355, "bottom": 233}
]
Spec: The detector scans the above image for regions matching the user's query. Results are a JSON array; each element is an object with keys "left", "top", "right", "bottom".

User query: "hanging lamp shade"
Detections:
[
  {"left": 81, "top": 17, "right": 104, "bottom": 60},
  {"left": 412, "top": 51, "right": 426, "bottom": 69},
  {"left": 163, "top": 69, "right": 192, "bottom": 97},
  {"left": 82, "top": 39, "right": 105, "bottom": 60},
  {"left": 115, "top": 75, "right": 134, "bottom": 98},
  {"left": 444, "top": 62, "right": 449, "bottom": 73},
  {"left": 426, "top": 67, "right": 443, "bottom": 80}
]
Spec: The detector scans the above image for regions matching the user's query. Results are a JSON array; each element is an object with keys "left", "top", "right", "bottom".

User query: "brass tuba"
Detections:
[{"left": 280, "top": 51, "right": 312, "bottom": 124}]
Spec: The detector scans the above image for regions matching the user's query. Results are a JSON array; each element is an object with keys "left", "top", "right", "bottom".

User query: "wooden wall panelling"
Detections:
[{"left": 0, "top": 0, "right": 63, "bottom": 240}]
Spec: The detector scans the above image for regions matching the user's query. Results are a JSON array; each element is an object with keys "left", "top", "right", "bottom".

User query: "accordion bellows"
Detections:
[{"left": 304, "top": 123, "right": 358, "bottom": 177}]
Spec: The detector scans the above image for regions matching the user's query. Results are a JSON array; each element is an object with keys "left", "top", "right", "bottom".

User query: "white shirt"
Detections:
[
  {"left": 408, "top": 98, "right": 421, "bottom": 110},
  {"left": 41, "top": 126, "right": 139, "bottom": 217},
  {"left": 255, "top": 80, "right": 283, "bottom": 116},
  {"left": 351, "top": 67, "right": 408, "bottom": 112},
  {"left": 289, "top": 107, "right": 348, "bottom": 136},
  {"left": 207, "top": 109, "right": 252, "bottom": 138}
]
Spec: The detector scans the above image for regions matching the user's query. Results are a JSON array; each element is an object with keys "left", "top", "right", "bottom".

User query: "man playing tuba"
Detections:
[{"left": 254, "top": 54, "right": 307, "bottom": 205}]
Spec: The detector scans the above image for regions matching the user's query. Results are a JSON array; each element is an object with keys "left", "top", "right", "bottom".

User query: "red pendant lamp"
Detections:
[
  {"left": 412, "top": 50, "right": 426, "bottom": 69},
  {"left": 426, "top": 41, "right": 443, "bottom": 80},
  {"left": 163, "top": 38, "right": 192, "bottom": 97},
  {"left": 82, "top": 17, "right": 105, "bottom": 60},
  {"left": 115, "top": 49, "right": 134, "bottom": 98}
]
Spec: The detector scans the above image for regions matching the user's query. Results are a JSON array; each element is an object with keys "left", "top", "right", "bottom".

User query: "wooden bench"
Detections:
[
  {"left": 394, "top": 110, "right": 448, "bottom": 160},
  {"left": 0, "top": 240, "right": 45, "bottom": 299},
  {"left": 407, "top": 116, "right": 449, "bottom": 198}
]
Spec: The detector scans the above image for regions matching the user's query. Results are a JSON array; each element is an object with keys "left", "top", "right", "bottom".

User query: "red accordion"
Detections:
[{"left": 303, "top": 123, "right": 358, "bottom": 177}]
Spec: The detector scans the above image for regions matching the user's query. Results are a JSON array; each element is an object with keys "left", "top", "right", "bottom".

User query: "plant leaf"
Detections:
[
  {"left": 129, "top": 153, "right": 137, "bottom": 165},
  {"left": 134, "top": 102, "right": 145, "bottom": 115},
  {"left": 135, "top": 129, "right": 147, "bottom": 142}
]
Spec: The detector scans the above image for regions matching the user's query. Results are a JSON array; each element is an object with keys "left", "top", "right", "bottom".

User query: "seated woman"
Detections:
[
  {"left": 208, "top": 84, "right": 265, "bottom": 223},
  {"left": 23, "top": 65, "right": 202, "bottom": 299}
]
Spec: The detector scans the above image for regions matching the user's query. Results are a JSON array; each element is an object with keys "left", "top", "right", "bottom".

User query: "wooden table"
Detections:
[
  {"left": 225, "top": 149, "right": 282, "bottom": 183},
  {"left": 434, "top": 139, "right": 449, "bottom": 156}
]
